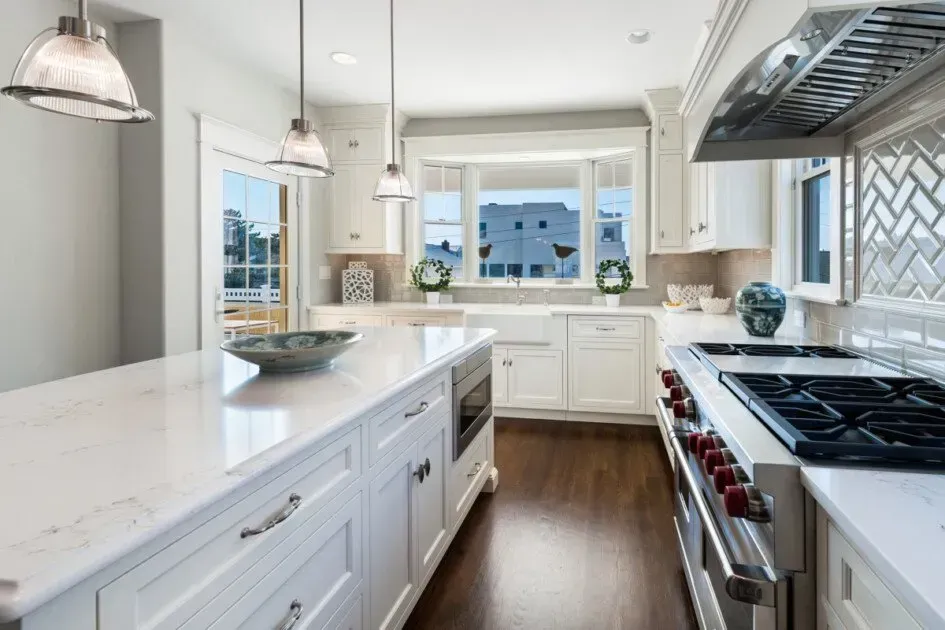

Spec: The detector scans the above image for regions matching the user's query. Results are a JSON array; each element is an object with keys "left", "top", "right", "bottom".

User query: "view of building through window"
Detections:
[
  {"left": 422, "top": 164, "right": 464, "bottom": 279},
  {"left": 595, "top": 156, "right": 633, "bottom": 275}
]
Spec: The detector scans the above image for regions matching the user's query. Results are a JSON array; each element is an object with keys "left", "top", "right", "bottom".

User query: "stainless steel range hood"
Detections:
[{"left": 683, "top": 1, "right": 945, "bottom": 162}]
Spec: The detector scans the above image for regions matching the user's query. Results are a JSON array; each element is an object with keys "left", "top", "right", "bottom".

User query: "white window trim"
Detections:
[{"left": 772, "top": 156, "right": 844, "bottom": 304}]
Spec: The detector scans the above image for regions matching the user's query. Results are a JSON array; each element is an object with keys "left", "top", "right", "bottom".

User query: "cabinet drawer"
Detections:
[
  {"left": 98, "top": 428, "right": 362, "bottom": 630},
  {"left": 330, "top": 594, "right": 363, "bottom": 630},
  {"left": 450, "top": 421, "right": 491, "bottom": 529},
  {"left": 825, "top": 519, "right": 920, "bottom": 630},
  {"left": 569, "top": 316, "right": 643, "bottom": 340},
  {"left": 369, "top": 374, "right": 449, "bottom": 465},
  {"left": 386, "top": 315, "right": 448, "bottom": 327},
  {"left": 195, "top": 493, "right": 363, "bottom": 630},
  {"left": 316, "top": 314, "right": 385, "bottom": 328}
]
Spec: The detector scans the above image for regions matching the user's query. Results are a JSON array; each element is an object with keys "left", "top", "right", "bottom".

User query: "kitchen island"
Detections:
[{"left": 0, "top": 325, "right": 496, "bottom": 630}]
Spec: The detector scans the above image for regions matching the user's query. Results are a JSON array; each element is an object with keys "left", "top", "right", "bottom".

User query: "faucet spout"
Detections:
[{"left": 507, "top": 274, "right": 521, "bottom": 288}]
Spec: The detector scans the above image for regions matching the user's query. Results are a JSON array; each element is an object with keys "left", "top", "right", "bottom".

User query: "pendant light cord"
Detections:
[
  {"left": 389, "top": 0, "right": 396, "bottom": 165},
  {"left": 78, "top": 0, "right": 88, "bottom": 21},
  {"left": 299, "top": 0, "right": 305, "bottom": 118}
]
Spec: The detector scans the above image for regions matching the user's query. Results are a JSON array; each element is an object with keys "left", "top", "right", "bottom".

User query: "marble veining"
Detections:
[
  {"left": 803, "top": 466, "right": 945, "bottom": 629},
  {"left": 0, "top": 326, "right": 494, "bottom": 621}
]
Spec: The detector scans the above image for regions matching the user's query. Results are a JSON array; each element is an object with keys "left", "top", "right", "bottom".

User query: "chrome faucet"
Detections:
[{"left": 507, "top": 275, "right": 527, "bottom": 305}]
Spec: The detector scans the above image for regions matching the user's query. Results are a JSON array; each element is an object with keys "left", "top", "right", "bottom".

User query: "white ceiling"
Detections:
[{"left": 95, "top": 0, "right": 717, "bottom": 118}]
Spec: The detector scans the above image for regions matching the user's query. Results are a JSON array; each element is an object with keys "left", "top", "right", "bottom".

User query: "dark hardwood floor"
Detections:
[{"left": 405, "top": 418, "right": 698, "bottom": 630}]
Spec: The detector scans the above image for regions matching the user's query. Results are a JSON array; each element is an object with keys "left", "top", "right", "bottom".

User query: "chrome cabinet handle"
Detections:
[
  {"left": 348, "top": 139, "right": 354, "bottom": 148},
  {"left": 423, "top": 457, "right": 431, "bottom": 476},
  {"left": 407, "top": 322, "right": 426, "bottom": 327},
  {"left": 342, "top": 320, "right": 357, "bottom": 325},
  {"left": 660, "top": 400, "right": 778, "bottom": 607},
  {"left": 507, "top": 359, "right": 513, "bottom": 367},
  {"left": 240, "top": 493, "right": 302, "bottom": 538},
  {"left": 660, "top": 229, "right": 665, "bottom": 238},
  {"left": 596, "top": 326, "right": 616, "bottom": 332},
  {"left": 467, "top": 462, "right": 482, "bottom": 478},
  {"left": 501, "top": 358, "right": 507, "bottom": 366},
  {"left": 405, "top": 401, "right": 429, "bottom": 418},
  {"left": 698, "top": 222, "right": 707, "bottom": 232},
  {"left": 654, "top": 365, "right": 661, "bottom": 374},
  {"left": 689, "top": 227, "right": 695, "bottom": 236},
  {"left": 276, "top": 599, "right": 303, "bottom": 630},
  {"left": 414, "top": 458, "right": 430, "bottom": 483},
  {"left": 660, "top": 127, "right": 665, "bottom": 136},
  {"left": 355, "top": 139, "right": 360, "bottom": 147}
]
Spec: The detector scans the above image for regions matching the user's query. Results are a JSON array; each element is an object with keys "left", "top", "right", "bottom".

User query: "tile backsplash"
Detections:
[{"left": 716, "top": 250, "right": 772, "bottom": 299}]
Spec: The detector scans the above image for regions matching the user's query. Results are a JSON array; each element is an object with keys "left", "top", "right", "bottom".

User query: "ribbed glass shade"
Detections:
[
  {"left": 2, "top": 29, "right": 153, "bottom": 122},
  {"left": 266, "top": 119, "right": 333, "bottom": 178},
  {"left": 373, "top": 164, "right": 415, "bottom": 202}
]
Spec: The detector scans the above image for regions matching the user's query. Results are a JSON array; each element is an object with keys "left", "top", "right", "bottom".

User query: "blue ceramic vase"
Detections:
[{"left": 735, "top": 282, "right": 786, "bottom": 337}]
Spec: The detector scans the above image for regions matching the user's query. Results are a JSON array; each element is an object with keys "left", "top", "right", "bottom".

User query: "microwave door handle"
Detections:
[{"left": 668, "top": 435, "right": 779, "bottom": 607}]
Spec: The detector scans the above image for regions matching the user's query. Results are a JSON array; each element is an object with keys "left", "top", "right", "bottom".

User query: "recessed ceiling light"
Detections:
[
  {"left": 330, "top": 51, "right": 357, "bottom": 65},
  {"left": 626, "top": 29, "right": 652, "bottom": 44}
]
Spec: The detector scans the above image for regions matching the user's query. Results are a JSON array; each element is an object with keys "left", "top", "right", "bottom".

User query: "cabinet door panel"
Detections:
[
  {"left": 507, "top": 349, "right": 564, "bottom": 409},
  {"left": 329, "top": 129, "right": 355, "bottom": 162},
  {"left": 569, "top": 341, "right": 643, "bottom": 413},
  {"left": 416, "top": 417, "right": 449, "bottom": 584},
  {"left": 658, "top": 114, "right": 683, "bottom": 151},
  {"left": 353, "top": 126, "right": 385, "bottom": 162},
  {"left": 369, "top": 446, "right": 418, "bottom": 630},
  {"left": 657, "top": 153, "right": 684, "bottom": 247},
  {"left": 355, "top": 164, "right": 385, "bottom": 248},
  {"left": 330, "top": 166, "right": 355, "bottom": 249},
  {"left": 492, "top": 349, "right": 509, "bottom": 405}
]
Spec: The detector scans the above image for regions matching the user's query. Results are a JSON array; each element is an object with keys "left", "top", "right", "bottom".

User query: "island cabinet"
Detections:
[{"left": 11, "top": 364, "right": 495, "bottom": 630}]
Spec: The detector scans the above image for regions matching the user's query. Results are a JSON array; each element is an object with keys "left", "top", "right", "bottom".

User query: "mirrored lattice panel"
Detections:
[{"left": 861, "top": 114, "right": 945, "bottom": 304}]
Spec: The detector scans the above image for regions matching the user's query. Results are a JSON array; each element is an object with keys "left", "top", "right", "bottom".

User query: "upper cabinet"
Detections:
[
  {"left": 688, "top": 159, "right": 771, "bottom": 252},
  {"left": 645, "top": 89, "right": 688, "bottom": 254},
  {"left": 318, "top": 105, "right": 406, "bottom": 254}
]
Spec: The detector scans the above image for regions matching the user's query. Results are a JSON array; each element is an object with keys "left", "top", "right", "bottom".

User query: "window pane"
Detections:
[
  {"left": 595, "top": 221, "right": 630, "bottom": 273},
  {"left": 224, "top": 219, "right": 245, "bottom": 265},
  {"left": 423, "top": 223, "right": 464, "bottom": 280},
  {"left": 247, "top": 176, "right": 275, "bottom": 223},
  {"left": 423, "top": 165, "right": 462, "bottom": 222},
  {"left": 223, "top": 171, "right": 245, "bottom": 220},
  {"left": 597, "top": 158, "right": 633, "bottom": 219},
  {"left": 802, "top": 172, "right": 831, "bottom": 284},
  {"left": 478, "top": 165, "right": 581, "bottom": 280},
  {"left": 248, "top": 223, "right": 268, "bottom": 264}
]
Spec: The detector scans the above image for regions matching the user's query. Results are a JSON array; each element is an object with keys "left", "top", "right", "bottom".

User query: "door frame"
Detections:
[{"left": 198, "top": 115, "right": 308, "bottom": 349}]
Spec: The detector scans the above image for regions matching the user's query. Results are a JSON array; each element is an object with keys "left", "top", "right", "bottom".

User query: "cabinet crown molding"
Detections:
[{"left": 644, "top": 88, "right": 683, "bottom": 114}]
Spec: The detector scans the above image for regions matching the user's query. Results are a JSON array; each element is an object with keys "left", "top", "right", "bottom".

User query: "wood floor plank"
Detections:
[{"left": 405, "top": 418, "right": 698, "bottom": 630}]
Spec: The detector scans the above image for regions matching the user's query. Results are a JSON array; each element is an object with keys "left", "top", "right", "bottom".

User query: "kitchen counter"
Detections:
[
  {"left": 802, "top": 466, "right": 945, "bottom": 630},
  {"left": 0, "top": 326, "right": 494, "bottom": 621}
]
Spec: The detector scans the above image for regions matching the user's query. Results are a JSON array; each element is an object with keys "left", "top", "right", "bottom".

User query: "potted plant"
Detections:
[
  {"left": 410, "top": 257, "right": 453, "bottom": 304},
  {"left": 596, "top": 258, "right": 633, "bottom": 307}
]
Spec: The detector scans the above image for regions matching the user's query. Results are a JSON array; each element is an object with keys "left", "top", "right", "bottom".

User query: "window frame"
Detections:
[
  {"left": 418, "top": 161, "right": 466, "bottom": 281},
  {"left": 412, "top": 153, "right": 647, "bottom": 287}
]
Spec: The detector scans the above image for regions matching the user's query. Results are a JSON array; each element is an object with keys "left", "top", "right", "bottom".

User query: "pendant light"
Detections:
[
  {"left": 373, "top": 0, "right": 415, "bottom": 202},
  {"left": 1, "top": 0, "right": 153, "bottom": 122},
  {"left": 266, "top": 0, "right": 333, "bottom": 177}
]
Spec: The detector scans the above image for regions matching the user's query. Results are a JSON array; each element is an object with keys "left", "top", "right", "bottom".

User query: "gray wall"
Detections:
[{"left": 0, "top": 0, "right": 121, "bottom": 392}]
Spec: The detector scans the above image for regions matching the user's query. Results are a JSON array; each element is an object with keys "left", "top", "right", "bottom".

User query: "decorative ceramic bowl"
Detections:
[
  {"left": 662, "top": 301, "right": 689, "bottom": 314},
  {"left": 221, "top": 330, "right": 364, "bottom": 373},
  {"left": 735, "top": 282, "right": 786, "bottom": 336},
  {"left": 667, "top": 284, "right": 714, "bottom": 310},
  {"left": 699, "top": 297, "right": 731, "bottom": 314}
]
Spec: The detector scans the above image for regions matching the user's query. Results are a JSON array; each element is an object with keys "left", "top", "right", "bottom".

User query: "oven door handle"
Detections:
[{"left": 663, "top": 424, "right": 779, "bottom": 607}]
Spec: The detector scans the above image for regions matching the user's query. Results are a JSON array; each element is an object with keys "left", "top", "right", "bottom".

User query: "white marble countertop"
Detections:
[
  {"left": 0, "top": 326, "right": 494, "bottom": 621},
  {"left": 802, "top": 466, "right": 945, "bottom": 629}
]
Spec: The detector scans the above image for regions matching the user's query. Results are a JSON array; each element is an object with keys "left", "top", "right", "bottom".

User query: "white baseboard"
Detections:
[{"left": 494, "top": 406, "right": 657, "bottom": 426}]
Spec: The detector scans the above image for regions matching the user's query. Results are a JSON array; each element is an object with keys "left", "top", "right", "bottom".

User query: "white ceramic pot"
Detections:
[
  {"left": 426, "top": 292, "right": 440, "bottom": 304},
  {"left": 605, "top": 294, "right": 621, "bottom": 307}
]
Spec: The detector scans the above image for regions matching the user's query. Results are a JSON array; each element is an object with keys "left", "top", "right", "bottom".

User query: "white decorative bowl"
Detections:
[
  {"left": 667, "top": 284, "right": 714, "bottom": 310},
  {"left": 662, "top": 301, "right": 689, "bottom": 314},
  {"left": 699, "top": 297, "right": 731, "bottom": 314}
]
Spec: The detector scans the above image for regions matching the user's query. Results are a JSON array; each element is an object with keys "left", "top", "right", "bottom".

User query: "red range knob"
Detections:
[
  {"left": 687, "top": 432, "right": 701, "bottom": 454},
  {"left": 714, "top": 466, "right": 736, "bottom": 494},
  {"left": 704, "top": 450, "right": 724, "bottom": 474},
  {"left": 670, "top": 385, "right": 688, "bottom": 402},
  {"left": 724, "top": 485, "right": 749, "bottom": 518},
  {"left": 663, "top": 372, "right": 676, "bottom": 388},
  {"left": 696, "top": 436, "right": 715, "bottom": 459},
  {"left": 673, "top": 401, "right": 686, "bottom": 418}
]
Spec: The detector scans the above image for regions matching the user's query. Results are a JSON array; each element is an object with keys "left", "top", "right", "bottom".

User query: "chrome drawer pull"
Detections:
[
  {"left": 405, "top": 401, "right": 429, "bottom": 418},
  {"left": 240, "top": 493, "right": 302, "bottom": 538},
  {"left": 276, "top": 599, "right": 303, "bottom": 630},
  {"left": 407, "top": 322, "right": 426, "bottom": 326},
  {"left": 467, "top": 462, "right": 482, "bottom": 478},
  {"left": 595, "top": 326, "right": 616, "bottom": 332}
]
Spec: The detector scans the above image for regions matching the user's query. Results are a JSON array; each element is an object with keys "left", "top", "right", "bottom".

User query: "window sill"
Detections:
[
  {"left": 784, "top": 287, "right": 846, "bottom": 306},
  {"left": 405, "top": 281, "right": 651, "bottom": 290}
]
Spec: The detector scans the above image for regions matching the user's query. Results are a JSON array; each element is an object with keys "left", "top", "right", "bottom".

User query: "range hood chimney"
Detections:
[{"left": 683, "top": 1, "right": 945, "bottom": 162}]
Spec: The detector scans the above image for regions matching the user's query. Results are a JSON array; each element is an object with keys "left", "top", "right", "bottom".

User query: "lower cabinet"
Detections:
[
  {"left": 369, "top": 413, "right": 450, "bottom": 630},
  {"left": 505, "top": 349, "right": 565, "bottom": 409},
  {"left": 492, "top": 348, "right": 509, "bottom": 405},
  {"left": 569, "top": 340, "right": 644, "bottom": 413}
]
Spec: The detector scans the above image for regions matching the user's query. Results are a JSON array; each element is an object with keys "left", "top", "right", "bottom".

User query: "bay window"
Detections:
[
  {"left": 594, "top": 155, "right": 633, "bottom": 274},
  {"left": 421, "top": 164, "right": 464, "bottom": 279}
]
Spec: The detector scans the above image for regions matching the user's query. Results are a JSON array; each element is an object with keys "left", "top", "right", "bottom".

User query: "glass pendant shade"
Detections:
[
  {"left": 373, "top": 164, "right": 415, "bottom": 202},
  {"left": 266, "top": 118, "right": 333, "bottom": 177},
  {"left": 2, "top": 18, "right": 153, "bottom": 123}
]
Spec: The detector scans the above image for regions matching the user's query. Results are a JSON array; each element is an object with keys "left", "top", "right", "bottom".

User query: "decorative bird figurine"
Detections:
[
  {"left": 552, "top": 243, "right": 578, "bottom": 278},
  {"left": 478, "top": 243, "right": 493, "bottom": 260}
]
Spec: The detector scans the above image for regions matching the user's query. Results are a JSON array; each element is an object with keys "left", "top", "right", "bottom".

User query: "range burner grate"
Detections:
[
  {"left": 722, "top": 373, "right": 945, "bottom": 462},
  {"left": 692, "top": 343, "right": 860, "bottom": 359}
]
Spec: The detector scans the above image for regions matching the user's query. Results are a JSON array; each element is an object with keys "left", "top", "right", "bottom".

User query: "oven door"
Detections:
[{"left": 453, "top": 359, "right": 492, "bottom": 460}]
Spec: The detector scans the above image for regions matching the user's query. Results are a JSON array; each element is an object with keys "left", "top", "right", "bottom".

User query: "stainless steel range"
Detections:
[{"left": 656, "top": 342, "right": 907, "bottom": 630}]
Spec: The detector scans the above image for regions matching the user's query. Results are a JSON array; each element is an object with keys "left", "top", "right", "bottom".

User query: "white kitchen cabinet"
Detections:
[
  {"left": 416, "top": 419, "right": 449, "bottom": 585},
  {"left": 492, "top": 348, "right": 509, "bottom": 405},
  {"left": 328, "top": 126, "right": 385, "bottom": 164},
  {"left": 656, "top": 154, "right": 685, "bottom": 248},
  {"left": 330, "top": 595, "right": 363, "bottom": 630},
  {"left": 657, "top": 114, "right": 683, "bottom": 151},
  {"left": 645, "top": 88, "right": 689, "bottom": 253},
  {"left": 506, "top": 349, "right": 565, "bottom": 409},
  {"left": 689, "top": 159, "right": 771, "bottom": 252},
  {"left": 568, "top": 340, "right": 644, "bottom": 413},
  {"left": 328, "top": 164, "right": 403, "bottom": 254},
  {"left": 369, "top": 444, "right": 418, "bottom": 630}
]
